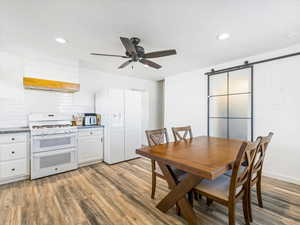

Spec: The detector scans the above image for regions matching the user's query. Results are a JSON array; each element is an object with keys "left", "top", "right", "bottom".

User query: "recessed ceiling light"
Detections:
[
  {"left": 55, "top": 38, "right": 67, "bottom": 44},
  {"left": 217, "top": 33, "right": 230, "bottom": 40}
]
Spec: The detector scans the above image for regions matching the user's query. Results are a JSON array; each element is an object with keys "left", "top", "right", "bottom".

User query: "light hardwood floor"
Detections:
[{"left": 0, "top": 158, "right": 299, "bottom": 225}]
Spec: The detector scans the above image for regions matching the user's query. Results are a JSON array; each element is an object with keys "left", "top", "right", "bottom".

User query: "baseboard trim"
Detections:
[
  {"left": 263, "top": 171, "right": 300, "bottom": 185},
  {"left": 79, "top": 159, "right": 103, "bottom": 168},
  {"left": 0, "top": 175, "right": 29, "bottom": 185}
]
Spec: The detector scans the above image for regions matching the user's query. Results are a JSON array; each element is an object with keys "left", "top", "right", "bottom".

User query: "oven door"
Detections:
[
  {"left": 32, "top": 133, "right": 77, "bottom": 153},
  {"left": 31, "top": 148, "right": 78, "bottom": 179}
]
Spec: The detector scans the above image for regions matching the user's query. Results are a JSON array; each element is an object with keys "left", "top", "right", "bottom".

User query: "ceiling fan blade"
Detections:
[
  {"left": 120, "top": 37, "right": 137, "bottom": 56},
  {"left": 118, "top": 60, "right": 132, "bottom": 69},
  {"left": 144, "top": 49, "right": 177, "bottom": 58},
  {"left": 139, "top": 59, "right": 162, "bottom": 69},
  {"left": 90, "top": 53, "right": 128, "bottom": 58}
]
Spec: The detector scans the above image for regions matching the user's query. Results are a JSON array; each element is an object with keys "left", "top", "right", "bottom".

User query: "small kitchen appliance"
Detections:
[{"left": 83, "top": 113, "right": 97, "bottom": 126}]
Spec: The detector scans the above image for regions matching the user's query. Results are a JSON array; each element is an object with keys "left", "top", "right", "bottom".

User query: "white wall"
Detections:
[
  {"left": 0, "top": 51, "right": 163, "bottom": 130},
  {"left": 78, "top": 67, "right": 163, "bottom": 129},
  {"left": 0, "top": 52, "right": 84, "bottom": 127},
  {"left": 164, "top": 44, "right": 300, "bottom": 184}
]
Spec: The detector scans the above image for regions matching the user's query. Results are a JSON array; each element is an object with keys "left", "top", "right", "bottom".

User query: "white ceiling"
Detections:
[{"left": 1, "top": 0, "right": 300, "bottom": 80}]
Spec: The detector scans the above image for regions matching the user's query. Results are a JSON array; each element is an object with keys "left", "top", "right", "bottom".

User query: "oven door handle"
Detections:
[
  {"left": 32, "top": 133, "right": 77, "bottom": 140},
  {"left": 33, "top": 148, "right": 76, "bottom": 157}
]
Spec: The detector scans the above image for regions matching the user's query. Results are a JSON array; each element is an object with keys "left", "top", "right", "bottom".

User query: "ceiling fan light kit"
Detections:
[{"left": 91, "top": 37, "right": 177, "bottom": 69}]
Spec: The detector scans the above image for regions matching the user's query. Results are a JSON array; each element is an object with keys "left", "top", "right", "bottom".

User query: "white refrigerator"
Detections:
[{"left": 95, "top": 88, "right": 142, "bottom": 164}]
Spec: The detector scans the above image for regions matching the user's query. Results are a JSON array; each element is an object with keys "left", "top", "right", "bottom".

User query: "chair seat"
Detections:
[
  {"left": 155, "top": 164, "right": 186, "bottom": 179},
  {"left": 224, "top": 166, "right": 257, "bottom": 180},
  {"left": 224, "top": 166, "right": 246, "bottom": 177},
  {"left": 171, "top": 167, "right": 187, "bottom": 180},
  {"left": 194, "top": 175, "right": 238, "bottom": 201}
]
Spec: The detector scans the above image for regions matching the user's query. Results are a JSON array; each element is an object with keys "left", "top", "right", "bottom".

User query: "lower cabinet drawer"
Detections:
[
  {"left": 0, "top": 159, "right": 27, "bottom": 179},
  {"left": 79, "top": 129, "right": 103, "bottom": 137},
  {"left": 0, "top": 133, "right": 27, "bottom": 144},
  {"left": 0, "top": 143, "right": 27, "bottom": 161}
]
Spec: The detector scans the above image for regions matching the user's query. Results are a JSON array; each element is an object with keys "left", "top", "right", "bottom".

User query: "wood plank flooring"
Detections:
[{"left": 0, "top": 158, "right": 299, "bottom": 225}]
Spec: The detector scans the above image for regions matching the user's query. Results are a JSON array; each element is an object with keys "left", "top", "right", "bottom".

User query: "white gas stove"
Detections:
[{"left": 29, "top": 113, "right": 78, "bottom": 179}]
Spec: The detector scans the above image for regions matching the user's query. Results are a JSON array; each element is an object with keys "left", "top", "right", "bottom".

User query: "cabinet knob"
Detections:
[
  {"left": 11, "top": 138, "right": 15, "bottom": 141},
  {"left": 11, "top": 168, "right": 15, "bottom": 171},
  {"left": 90, "top": 132, "right": 93, "bottom": 135},
  {"left": 11, "top": 151, "right": 15, "bottom": 154},
  {"left": 55, "top": 168, "right": 58, "bottom": 171}
]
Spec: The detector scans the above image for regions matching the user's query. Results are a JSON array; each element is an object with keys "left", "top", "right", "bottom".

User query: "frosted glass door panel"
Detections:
[
  {"left": 229, "top": 119, "right": 251, "bottom": 140},
  {"left": 209, "top": 118, "right": 227, "bottom": 138},
  {"left": 209, "top": 74, "right": 227, "bottom": 96},
  {"left": 229, "top": 94, "right": 251, "bottom": 118},
  {"left": 229, "top": 69, "right": 251, "bottom": 94},
  {"left": 209, "top": 96, "right": 227, "bottom": 117},
  {"left": 208, "top": 67, "right": 253, "bottom": 140}
]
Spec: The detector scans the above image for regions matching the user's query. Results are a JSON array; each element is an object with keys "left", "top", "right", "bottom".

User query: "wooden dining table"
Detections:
[{"left": 136, "top": 136, "right": 245, "bottom": 225}]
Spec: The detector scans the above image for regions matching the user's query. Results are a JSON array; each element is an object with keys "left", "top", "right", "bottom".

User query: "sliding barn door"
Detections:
[{"left": 208, "top": 67, "right": 253, "bottom": 141}]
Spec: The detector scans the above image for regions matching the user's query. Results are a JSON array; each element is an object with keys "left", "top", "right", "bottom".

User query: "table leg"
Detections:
[{"left": 157, "top": 162, "right": 201, "bottom": 225}]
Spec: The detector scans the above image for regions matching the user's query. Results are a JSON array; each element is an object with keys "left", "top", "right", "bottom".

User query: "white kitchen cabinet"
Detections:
[
  {"left": 0, "top": 132, "right": 29, "bottom": 185},
  {"left": 0, "top": 159, "right": 27, "bottom": 179},
  {"left": 78, "top": 128, "right": 104, "bottom": 166},
  {"left": 0, "top": 142, "right": 27, "bottom": 161},
  {"left": 0, "top": 133, "right": 27, "bottom": 144}
]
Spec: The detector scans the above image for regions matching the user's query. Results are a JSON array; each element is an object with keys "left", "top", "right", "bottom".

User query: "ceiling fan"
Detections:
[{"left": 91, "top": 37, "right": 177, "bottom": 69}]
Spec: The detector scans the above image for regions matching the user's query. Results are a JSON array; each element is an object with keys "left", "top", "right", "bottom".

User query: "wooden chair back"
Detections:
[
  {"left": 251, "top": 132, "right": 274, "bottom": 181},
  {"left": 171, "top": 126, "right": 193, "bottom": 141},
  {"left": 145, "top": 128, "right": 169, "bottom": 147},
  {"left": 229, "top": 138, "right": 261, "bottom": 201}
]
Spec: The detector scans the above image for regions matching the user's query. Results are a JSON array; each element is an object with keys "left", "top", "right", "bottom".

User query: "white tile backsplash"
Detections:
[
  {"left": 0, "top": 51, "right": 93, "bottom": 128},
  {"left": 0, "top": 91, "right": 93, "bottom": 128},
  {"left": 0, "top": 97, "right": 27, "bottom": 128}
]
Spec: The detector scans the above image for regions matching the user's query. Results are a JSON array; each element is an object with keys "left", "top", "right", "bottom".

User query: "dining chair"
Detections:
[
  {"left": 193, "top": 139, "right": 261, "bottom": 225},
  {"left": 247, "top": 132, "right": 273, "bottom": 222},
  {"left": 145, "top": 128, "right": 186, "bottom": 199},
  {"left": 171, "top": 125, "right": 193, "bottom": 141},
  {"left": 172, "top": 125, "right": 199, "bottom": 204}
]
